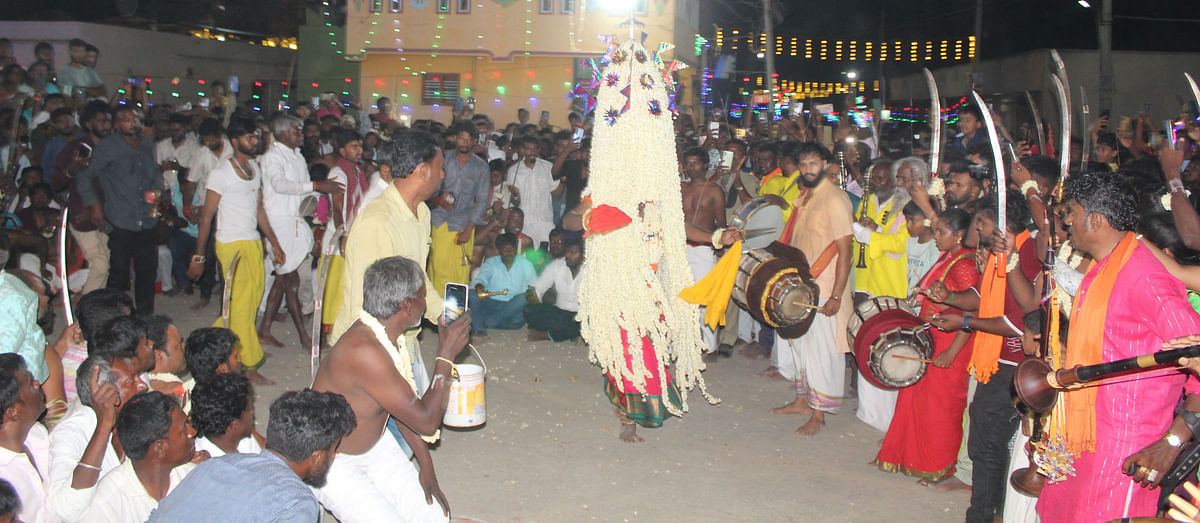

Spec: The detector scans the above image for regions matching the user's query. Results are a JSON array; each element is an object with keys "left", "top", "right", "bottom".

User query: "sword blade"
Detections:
[
  {"left": 1025, "top": 91, "right": 1046, "bottom": 156},
  {"left": 1050, "top": 49, "right": 1072, "bottom": 186},
  {"left": 1079, "top": 86, "right": 1091, "bottom": 172},
  {"left": 221, "top": 251, "right": 241, "bottom": 329},
  {"left": 58, "top": 207, "right": 72, "bottom": 326},
  {"left": 924, "top": 68, "right": 943, "bottom": 177},
  {"left": 1186, "top": 73, "right": 1200, "bottom": 116},
  {"left": 971, "top": 90, "right": 1008, "bottom": 234}
]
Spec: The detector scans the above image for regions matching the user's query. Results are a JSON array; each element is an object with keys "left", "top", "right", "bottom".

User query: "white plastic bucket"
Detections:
[{"left": 443, "top": 348, "right": 487, "bottom": 427}]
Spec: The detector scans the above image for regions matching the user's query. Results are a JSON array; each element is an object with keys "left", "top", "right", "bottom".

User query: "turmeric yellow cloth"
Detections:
[{"left": 678, "top": 241, "right": 743, "bottom": 330}]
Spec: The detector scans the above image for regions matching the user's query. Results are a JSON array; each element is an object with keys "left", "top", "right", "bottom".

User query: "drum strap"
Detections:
[{"left": 810, "top": 241, "right": 840, "bottom": 278}]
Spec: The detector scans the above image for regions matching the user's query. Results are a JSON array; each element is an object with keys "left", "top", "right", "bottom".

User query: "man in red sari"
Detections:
[
  {"left": 1036, "top": 171, "right": 1200, "bottom": 522},
  {"left": 876, "top": 208, "right": 977, "bottom": 482}
]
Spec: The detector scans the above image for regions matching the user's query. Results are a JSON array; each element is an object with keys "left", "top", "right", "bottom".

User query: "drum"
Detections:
[
  {"left": 731, "top": 242, "right": 820, "bottom": 338},
  {"left": 850, "top": 299, "right": 932, "bottom": 390},
  {"left": 731, "top": 197, "right": 785, "bottom": 250}
]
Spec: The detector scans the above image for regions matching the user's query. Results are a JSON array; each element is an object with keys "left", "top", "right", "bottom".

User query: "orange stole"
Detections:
[
  {"left": 1049, "top": 232, "right": 1138, "bottom": 454},
  {"left": 968, "top": 230, "right": 1030, "bottom": 383}
]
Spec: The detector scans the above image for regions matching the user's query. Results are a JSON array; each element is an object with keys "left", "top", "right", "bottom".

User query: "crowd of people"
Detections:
[{"left": 5, "top": 30, "right": 1200, "bottom": 523}]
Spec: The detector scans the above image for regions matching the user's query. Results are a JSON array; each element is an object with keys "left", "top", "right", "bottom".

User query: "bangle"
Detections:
[
  {"left": 711, "top": 228, "right": 725, "bottom": 249},
  {"left": 1019, "top": 180, "right": 1040, "bottom": 198},
  {"left": 190, "top": 254, "right": 205, "bottom": 264},
  {"left": 435, "top": 356, "right": 458, "bottom": 379},
  {"left": 76, "top": 462, "right": 102, "bottom": 471},
  {"left": 828, "top": 295, "right": 841, "bottom": 301}
]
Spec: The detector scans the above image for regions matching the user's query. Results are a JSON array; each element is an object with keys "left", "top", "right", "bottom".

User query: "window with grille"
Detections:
[
  {"left": 561, "top": 0, "right": 574, "bottom": 13},
  {"left": 390, "top": 0, "right": 402, "bottom": 12},
  {"left": 369, "top": 0, "right": 383, "bottom": 12},
  {"left": 421, "top": 73, "right": 460, "bottom": 106}
]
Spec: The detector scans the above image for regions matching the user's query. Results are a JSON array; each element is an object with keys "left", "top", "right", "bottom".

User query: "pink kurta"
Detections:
[{"left": 1038, "top": 243, "right": 1200, "bottom": 522}]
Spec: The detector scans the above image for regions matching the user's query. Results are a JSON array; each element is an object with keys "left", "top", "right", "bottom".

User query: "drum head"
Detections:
[
  {"left": 853, "top": 310, "right": 927, "bottom": 390},
  {"left": 848, "top": 297, "right": 916, "bottom": 339},
  {"left": 872, "top": 341, "right": 925, "bottom": 388},
  {"left": 769, "top": 277, "right": 817, "bottom": 326},
  {"left": 734, "top": 199, "right": 784, "bottom": 250}
]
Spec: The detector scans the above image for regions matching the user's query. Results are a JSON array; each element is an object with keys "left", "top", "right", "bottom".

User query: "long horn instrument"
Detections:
[{"left": 1015, "top": 344, "right": 1200, "bottom": 414}]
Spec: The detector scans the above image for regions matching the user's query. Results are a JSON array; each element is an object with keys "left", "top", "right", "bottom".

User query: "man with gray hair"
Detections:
[
  {"left": 312, "top": 255, "right": 470, "bottom": 522},
  {"left": 47, "top": 353, "right": 147, "bottom": 521},
  {"left": 257, "top": 114, "right": 344, "bottom": 350}
]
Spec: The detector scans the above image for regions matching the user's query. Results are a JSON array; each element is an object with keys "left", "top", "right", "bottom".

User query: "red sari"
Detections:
[{"left": 875, "top": 248, "right": 979, "bottom": 480}]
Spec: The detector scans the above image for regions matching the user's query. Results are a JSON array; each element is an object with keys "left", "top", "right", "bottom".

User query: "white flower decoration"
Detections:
[
  {"left": 928, "top": 177, "right": 946, "bottom": 196},
  {"left": 1162, "top": 189, "right": 1192, "bottom": 212}
]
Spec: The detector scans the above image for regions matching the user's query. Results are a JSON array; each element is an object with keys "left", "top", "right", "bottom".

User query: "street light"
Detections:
[
  {"left": 1077, "top": 0, "right": 1091, "bottom": 7},
  {"left": 845, "top": 71, "right": 858, "bottom": 80}
]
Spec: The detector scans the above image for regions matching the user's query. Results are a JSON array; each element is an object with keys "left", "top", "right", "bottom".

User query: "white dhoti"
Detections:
[
  {"left": 855, "top": 373, "right": 897, "bottom": 433},
  {"left": 953, "top": 376, "right": 978, "bottom": 485},
  {"left": 1004, "top": 428, "right": 1040, "bottom": 523},
  {"left": 775, "top": 298, "right": 845, "bottom": 413},
  {"left": 264, "top": 213, "right": 313, "bottom": 274},
  {"left": 314, "top": 430, "right": 448, "bottom": 523},
  {"left": 686, "top": 244, "right": 718, "bottom": 353}
]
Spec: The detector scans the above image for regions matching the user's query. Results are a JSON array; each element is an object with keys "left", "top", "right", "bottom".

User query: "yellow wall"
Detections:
[
  {"left": 360, "top": 53, "right": 581, "bottom": 127},
  {"left": 346, "top": 1, "right": 682, "bottom": 60}
]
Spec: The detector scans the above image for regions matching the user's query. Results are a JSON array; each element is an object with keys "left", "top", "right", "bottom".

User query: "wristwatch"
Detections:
[
  {"left": 961, "top": 315, "right": 973, "bottom": 332},
  {"left": 1164, "top": 432, "right": 1186, "bottom": 448}
]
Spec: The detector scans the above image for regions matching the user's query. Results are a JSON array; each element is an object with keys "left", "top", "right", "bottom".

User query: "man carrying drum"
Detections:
[{"left": 769, "top": 142, "right": 854, "bottom": 436}]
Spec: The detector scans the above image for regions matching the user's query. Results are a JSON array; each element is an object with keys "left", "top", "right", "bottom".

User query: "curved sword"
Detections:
[
  {"left": 1050, "top": 49, "right": 1072, "bottom": 189},
  {"left": 58, "top": 208, "right": 72, "bottom": 326},
  {"left": 1078, "top": 86, "right": 1091, "bottom": 171},
  {"left": 924, "top": 68, "right": 943, "bottom": 177},
  {"left": 221, "top": 251, "right": 241, "bottom": 329},
  {"left": 1025, "top": 91, "right": 1046, "bottom": 156},
  {"left": 1186, "top": 73, "right": 1200, "bottom": 115},
  {"left": 971, "top": 90, "right": 1008, "bottom": 279},
  {"left": 311, "top": 226, "right": 345, "bottom": 383}
]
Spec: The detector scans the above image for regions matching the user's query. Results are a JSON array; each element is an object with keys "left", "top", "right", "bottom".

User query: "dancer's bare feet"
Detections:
[
  {"left": 245, "top": 370, "right": 276, "bottom": 386},
  {"left": 757, "top": 366, "right": 785, "bottom": 380},
  {"left": 258, "top": 331, "right": 285, "bottom": 348},
  {"left": 918, "top": 476, "right": 972, "bottom": 492},
  {"left": 619, "top": 422, "right": 644, "bottom": 443},
  {"left": 796, "top": 411, "right": 825, "bottom": 435},
  {"left": 772, "top": 398, "right": 813, "bottom": 415}
]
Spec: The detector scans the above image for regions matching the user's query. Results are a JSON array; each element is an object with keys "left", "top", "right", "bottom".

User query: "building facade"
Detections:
[{"left": 345, "top": 0, "right": 699, "bottom": 127}]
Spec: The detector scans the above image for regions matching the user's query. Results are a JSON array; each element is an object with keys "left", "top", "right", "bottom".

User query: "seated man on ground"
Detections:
[
  {"left": 183, "top": 327, "right": 241, "bottom": 384},
  {"left": 0, "top": 354, "right": 51, "bottom": 523},
  {"left": 189, "top": 373, "right": 263, "bottom": 457},
  {"left": 80, "top": 391, "right": 199, "bottom": 522},
  {"left": 150, "top": 389, "right": 357, "bottom": 523},
  {"left": 469, "top": 233, "right": 536, "bottom": 341},
  {"left": 143, "top": 315, "right": 191, "bottom": 409},
  {"left": 311, "top": 255, "right": 471, "bottom": 522},
  {"left": 90, "top": 316, "right": 155, "bottom": 375},
  {"left": 48, "top": 354, "right": 147, "bottom": 521},
  {"left": 60, "top": 289, "right": 132, "bottom": 404},
  {"left": 525, "top": 237, "right": 584, "bottom": 342}
]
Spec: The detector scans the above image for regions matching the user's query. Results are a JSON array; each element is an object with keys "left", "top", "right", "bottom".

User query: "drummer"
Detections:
[
  {"left": 925, "top": 193, "right": 1038, "bottom": 523},
  {"left": 681, "top": 147, "right": 734, "bottom": 361}
]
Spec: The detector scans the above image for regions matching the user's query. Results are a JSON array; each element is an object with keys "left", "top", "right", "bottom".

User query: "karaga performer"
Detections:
[{"left": 575, "top": 34, "right": 719, "bottom": 443}]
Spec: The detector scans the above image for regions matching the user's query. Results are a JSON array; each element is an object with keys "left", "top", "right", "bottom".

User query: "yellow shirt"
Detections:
[
  {"left": 758, "top": 169, "right": 802, "bottom": 222},
  {"left": 852, "top": 194, "right": 909, "bottom": 299},
  {"left": 331, "top": 183, "right": 443, "bottom": 342}
]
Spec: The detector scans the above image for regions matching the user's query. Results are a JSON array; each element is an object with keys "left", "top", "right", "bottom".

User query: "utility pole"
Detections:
[
  {"left": 762, "top": 0, "right": 775, "bottom": 135},
  {"left": 1098, "top": 0, "right": 1114, "bottom": 112}
]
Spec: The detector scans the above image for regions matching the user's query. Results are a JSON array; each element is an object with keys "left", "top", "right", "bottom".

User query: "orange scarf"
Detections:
[
  {"left": 968, "top": 230, "right": 1030, "bottom": 383},
  {"left": 1049, "top": 232, "right": 1138, "bottom": 455}
]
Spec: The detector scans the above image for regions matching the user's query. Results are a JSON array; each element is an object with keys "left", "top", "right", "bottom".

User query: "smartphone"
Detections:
[
  {"left": 199, "top": 98, "right": 211, "bottom": 109},
  {"left": 454, "top": 97, "right": 464, "bottom": 114},
  {"left": 572, "top": 127, "right": 584, "bottom": 143},
  {"left": 540, "top": 110, "right": 550, "bottom": 122},
  {"left": 719, "top": 150, "right": 734, "bottom": 170},
  {"left": 539, "top": 241, "right": 549, "bottom": 251},
  {"left": 467, "top": 97, "right": 476, "bottom": 111},
  {"left": 708, "top": 121, "right": 719, "bottom": 133},
  {"left": 79, "top": 143, "right": 92, "bottom": 159},
  {"left": 790, "top": 102, "right": 804, "bottom": 117},
  {"left": 478, "top": 133, "right": 487, "bottom": 145},
  {"left": 444, "top": 283, "right": 468, "bottom": 322},
  {"left": 733, "top": 128, "right": 747, "bottom": 139}
]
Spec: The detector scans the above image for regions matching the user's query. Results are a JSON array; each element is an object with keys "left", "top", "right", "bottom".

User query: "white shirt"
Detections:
[
  {"left": 48, "top": 400, "right": 122, "bottom": 522},
  {"left": 260, "top": 142, "right": 315, "bottom": 220},
  {"left": 0, "top": 423, "right": 54, "bottom": 523},
  {"left": 193, "top": 434, "right": 262, "bottom": 458},
  {"left": 207, "top": 159, "right": 263, "bottom": 244},
  {"left": 360, "top": 171, "right": 389, "bottom": 209},
  {"left": 531, "top": 257, "right": 582, "bottom": 312},
  {"left": 79, "top": 459, "right": 194, "bottom": 523},
  {"left": 155, "top": 137, "right": 197, "bottom": 187},
  {"left": 505, "top": 157, "right": 559, "bottom": 245},
  {"left": 186, "top": 139, "right": 233, "bottom": 207},
  {"left": 906, "top": 236, "right": 941, "bottom": 290}
]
